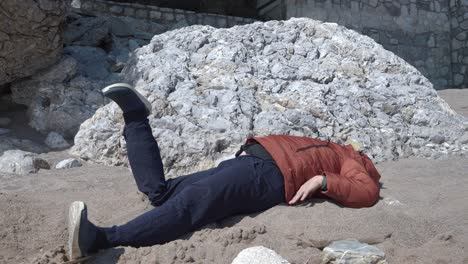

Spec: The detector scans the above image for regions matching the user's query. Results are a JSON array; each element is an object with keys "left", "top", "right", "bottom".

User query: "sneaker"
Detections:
[
  {"left": 102, "top": 83, "right": 152, "bottom": 116},
  {"left": 68, "top": 201, "right": 97, "bottom": 260}
]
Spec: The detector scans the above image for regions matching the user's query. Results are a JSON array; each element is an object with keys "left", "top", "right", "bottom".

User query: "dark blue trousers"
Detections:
[{"left": 100, "top": 118, "right": 285, "bottom": 248}]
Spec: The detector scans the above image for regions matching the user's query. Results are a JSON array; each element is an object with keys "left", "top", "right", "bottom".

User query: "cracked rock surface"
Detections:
[
  {"left": 72, "top": 18, "right": 468, "bottom": 177},
  {"left": 0, "top": 0, "right": 66, "bottom": 86}
]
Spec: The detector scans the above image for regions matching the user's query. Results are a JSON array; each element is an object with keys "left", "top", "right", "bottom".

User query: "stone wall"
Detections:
[
  {"left": 286, "top": 0, "right": 455, "bottom": 89},
  {"left": 450, "top": 0, "right": 468, "bottom": 87},
  {"left": 70, "top": 0, "right": 467, "bottom": 88},
  {"left": 71, "top": 0, "right": 256, "bottom": 28}
]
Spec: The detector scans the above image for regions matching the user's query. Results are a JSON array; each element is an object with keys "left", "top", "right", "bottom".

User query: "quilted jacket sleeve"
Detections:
[{"left": 322, "top": 158, "right": 380, "bottom": 208}]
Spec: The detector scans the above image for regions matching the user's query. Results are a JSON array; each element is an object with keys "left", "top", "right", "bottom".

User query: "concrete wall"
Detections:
[
  {"left": 286, "top": 0, "right": 457, "bottom": 89},
  {"left": 450, "top": 0, "right": 468, "bottom": 87},
  {"left": 71, "top": 0, "right": 256, "bottom": 28}
]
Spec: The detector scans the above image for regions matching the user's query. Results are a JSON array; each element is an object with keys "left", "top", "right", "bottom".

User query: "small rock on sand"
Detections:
[
  {"left": 322, "top": 240, "right": 386, "bottom": 264},
  {"left": 231, "top": 246, "right": 290, "bottom": 264},
  {"left": 55, "top": 158, "right": 82, "bottom": 169}
]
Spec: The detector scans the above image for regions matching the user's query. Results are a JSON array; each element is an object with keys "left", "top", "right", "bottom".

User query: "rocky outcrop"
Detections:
[
  {"left": 9, "top": 14, "right": 170, "bottom": 138},
  {"left": 0, "top": 136, "right": 47, "bottom": 156},
  {"left": 10, "top": 55, "right": 111, "bottom": 138},
  {"left": 0, "top": 0, "right": 66, "bottom": 86},
  {"left": 71, "top": 18, "right": 468, "bottom": 177}
]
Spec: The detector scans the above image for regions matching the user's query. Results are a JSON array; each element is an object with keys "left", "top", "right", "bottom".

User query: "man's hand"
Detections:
[{"left": 288, "top": 175, "right": 324, "bottom": 205}]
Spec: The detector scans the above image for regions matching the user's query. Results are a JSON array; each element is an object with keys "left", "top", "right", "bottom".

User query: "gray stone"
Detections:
[
  {"left": 128, "top": 39, "right": 140, "bottom": 51},
  {"left": 322, "top": 240, "right": 386, "bottom": 264},
  {"left": 45, "top": 132, "right": 70, "bottom": 149},
  {"left": 55, "top": 158, "right": 82, "bottom": 169},
  {"left": 175, "top": 13, "right": 185, "bottom": 22},
  {"left": 390, "top": 38, "right": 399, "bottom": 45},
  {"left": 456, "top": 31, "right": 467, "bottom": 41},
  {"left": 451, "top": 17, "right": 459, "bottom": 28},
  {"left": 0, "top": 117, "right": 11, "bottom": 127},
  {"left": 63, "top": 46, "right": 111, "bottom": 80},
  {"left": 0, "top": 128, "right": 10, "bottom": 135},
  {"left": 169, "top": 20, "right": 191, "bottom": 31},
  {"left": 452, "top": 39, "right": 463, "bottom": 50},
  {"left": 10, "top": 56, "right": 114, "bottom": 138},
  {"left": 134, "top": 32, "right": 154, "bottom": 40},
  {"left": 430, "top": 134, "right": 446, "bottom": 144},
  {"left": 0, "top": 0, "right": 67, "bottom": 85},
  {"left": 135, "top": 9, "right": 148, "bottom": 19},
  {"left": 454, "top": 74, "right": 464, "bottom": 86},
  {"left": 217, "top": 17, "right": 228, "bottom": 28},
  {"left": 109, "top": 5, "right": 123, "bottom": 15},
  {"left": 71, "top": 18, "right": 468, "bottom": 175},
  {"left": 80, "top": 1, "right": 93, "bottom": 11},
  {"left": 162, "top": 12, "right": 175, "bottom": 21},
  {"left": 0, "top": 149, "right": 50, "bottom": 174},
  {"left": 63, "top": 16, "right": 110, "bottom": 47},
  {"left": 109, "top": 17, "right": 135, "bottom": 37},
  {"left": 70, "top": 0, "right": 81, "bottom": 9},
  {"left": 0, "top": 136, "right": 47, "bottom": 155},
  {"left": 150, "top": 10, "right": 162, "bottom": 20},
  {"left": 463, "top": 56, "right": 468, "bottom": 64},
  {"left": 93, "top": 2, "right": 107, "bottom": 12},
  {"left": 124, "top": 7, "right": 135, "bottom": 16},
  {"left": 369, "top": 0, "right": 379, "bottom": 7},
  {"left": 231, "top": 246, "right": 289, "bottom": 264},
  {"left": 460, "top": 20, "right": 468, "bottom": 30},
  {"left": 427, "top": 34, "right": 436, "bottom": 47}
]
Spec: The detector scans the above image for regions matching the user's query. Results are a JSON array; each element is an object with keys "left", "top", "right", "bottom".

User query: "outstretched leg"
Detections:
[{"left": 100, "top": 156, "right": 285, "bottom": 247}]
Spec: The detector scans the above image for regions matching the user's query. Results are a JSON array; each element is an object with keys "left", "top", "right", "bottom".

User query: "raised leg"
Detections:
[{"left": 123, "top": 117, "right": 168, "bottom": 205}]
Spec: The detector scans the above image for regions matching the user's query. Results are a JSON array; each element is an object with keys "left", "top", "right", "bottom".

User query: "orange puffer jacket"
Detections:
[{"left": 246, "top": 135, "right": 381, "bottom": 208}]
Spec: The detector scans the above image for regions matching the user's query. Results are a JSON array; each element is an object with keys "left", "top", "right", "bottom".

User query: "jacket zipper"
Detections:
[{"left": 296, "top": 144, "right": 330, "bottom": 152}]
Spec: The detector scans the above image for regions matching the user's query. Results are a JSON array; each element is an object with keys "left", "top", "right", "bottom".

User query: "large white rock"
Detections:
[
  {"left": 0, "top": 150, "right": 50, "bottom": 174},
  {"left": 231, "top": 246, "right": 289, "bottom": 264},
  {"left": 71, "top": 18, "right": 468, "bottom": 177}
]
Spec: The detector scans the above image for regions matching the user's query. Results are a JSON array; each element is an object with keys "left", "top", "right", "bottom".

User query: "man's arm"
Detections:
[
  {"left": 288, "top": 175, "right": 325, "bottom": 205},
  {"left": 321, "top": 158, "right": 380, "bottom": 208}
]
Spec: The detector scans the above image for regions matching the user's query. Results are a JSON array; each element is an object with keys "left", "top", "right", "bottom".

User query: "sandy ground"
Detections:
[{"left": 0, "top": 89, "right": 467, "bottom": 264}]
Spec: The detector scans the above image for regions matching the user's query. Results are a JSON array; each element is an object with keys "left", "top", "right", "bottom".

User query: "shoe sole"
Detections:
[
  {"left": 68, "top": 201, "right": 85, "bottom": 260},
  {"left": 102, "top": 83, "right": 152, "bottom": 115}
]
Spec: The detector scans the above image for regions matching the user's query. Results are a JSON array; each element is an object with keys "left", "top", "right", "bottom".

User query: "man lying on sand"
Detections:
[{"left": 68, "top": 83, "right": 381, "bottom": 260}]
